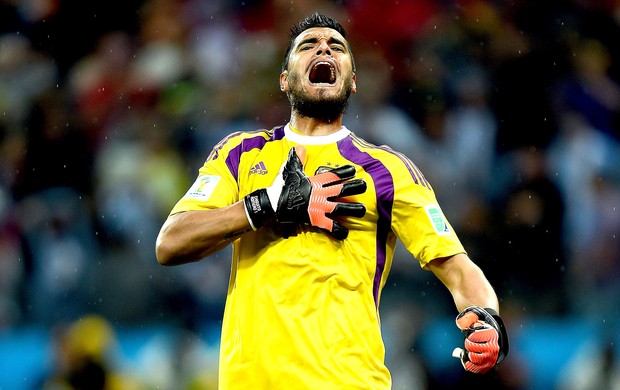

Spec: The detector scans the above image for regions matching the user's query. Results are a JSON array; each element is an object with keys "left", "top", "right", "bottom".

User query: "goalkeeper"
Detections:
[{"left": 156, "top": 12, "right": 508, "bottom": 389}]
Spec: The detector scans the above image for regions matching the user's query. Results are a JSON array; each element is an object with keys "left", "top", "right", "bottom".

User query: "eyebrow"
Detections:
[{"left": 296, "top": 36, "right": 347, "bottom": 49}]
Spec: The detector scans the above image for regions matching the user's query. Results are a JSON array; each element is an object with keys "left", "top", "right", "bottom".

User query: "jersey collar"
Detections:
[{"left": 284, "top": 123, "right": 351, "bottom": 145}]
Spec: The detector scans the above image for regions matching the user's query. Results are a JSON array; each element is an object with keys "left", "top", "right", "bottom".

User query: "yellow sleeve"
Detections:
[
  {"left": 169, "top": 137, "right": 241, "bottom": 214},
  {"left": 389, "top": 158, "right": 465, "bottom": 268}
]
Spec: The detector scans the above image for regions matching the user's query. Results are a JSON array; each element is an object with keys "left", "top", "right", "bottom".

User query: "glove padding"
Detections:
[
  {"left": 244, "top": 146, "right": 366, "bottom": 239},
  {"left": 276, "top": 147, "right": 366, "bottom": 239},
  {"left": 453, "top": 306, "right": 509, "bottom": 374}
]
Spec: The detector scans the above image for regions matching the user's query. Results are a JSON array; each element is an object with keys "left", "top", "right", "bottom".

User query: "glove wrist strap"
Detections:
[
  {"left": 480, "top": 307, "right": 509, "bottom": 364},
  {"left": 485, "top": 307, "right": 509, "bottom": 364},
  {"left": 243, "top": 189, "right": 275, "bottom": 230}
]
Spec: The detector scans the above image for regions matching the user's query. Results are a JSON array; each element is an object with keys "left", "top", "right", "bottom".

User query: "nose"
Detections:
[{"left": 315, "top": 40, "right": 331, "bottom": 56}]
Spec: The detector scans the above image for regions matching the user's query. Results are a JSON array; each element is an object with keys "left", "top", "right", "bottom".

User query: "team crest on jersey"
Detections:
[
  {"left": 184, "top": 175, "right": 220, "bottom": 200},
  {"left": 314, "top": 165, "right": 339, "bottom": 175},
  {"left": 425, "top": 205, "right": 451, "bottom": 235}
]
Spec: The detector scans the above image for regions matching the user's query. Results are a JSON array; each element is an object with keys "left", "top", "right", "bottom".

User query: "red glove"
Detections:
[
  {"left": 276, "top": 146, "right": 366, "bottom": 239},
  {"left": 453, "top": 306, "right": 509, "bottom": 374},
  {"left": 243, "top": 146, "right": 366, "bottom": 239}
]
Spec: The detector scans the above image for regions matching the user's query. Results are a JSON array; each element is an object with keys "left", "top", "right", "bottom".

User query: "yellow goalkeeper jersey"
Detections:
[{"left": 170, "top": 124, "right": 465, "bottom": 389}]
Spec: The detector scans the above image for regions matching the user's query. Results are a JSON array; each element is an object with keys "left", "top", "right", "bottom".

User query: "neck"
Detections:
[{"left": 289, "top": 112, "right": 345, "bottom": 136}]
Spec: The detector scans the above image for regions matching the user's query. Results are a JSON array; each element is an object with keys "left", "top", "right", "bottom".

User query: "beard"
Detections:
[{"left": 286, "top": 72, "right": 353, "bottom": 122}]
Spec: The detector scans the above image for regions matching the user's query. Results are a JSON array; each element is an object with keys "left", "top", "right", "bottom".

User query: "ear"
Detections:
[
  {"left": 351, "top": 72, "right": 357, "bottom": 94},
  {"left": 279, "top": 71, "right": 289, "bottom": 92}
]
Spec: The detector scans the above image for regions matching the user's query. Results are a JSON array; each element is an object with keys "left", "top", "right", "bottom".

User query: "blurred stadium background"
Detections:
[{"left": 0, "top": 0, "right": 619, "bottom": 389}]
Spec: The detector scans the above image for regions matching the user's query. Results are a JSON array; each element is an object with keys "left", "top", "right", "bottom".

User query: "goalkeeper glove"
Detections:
[
  {"left": 243, "top": 146, "right": 367, "bottom": 239},
  {"left": 452, "top": 306, "right": 509, "bottom": 374}
]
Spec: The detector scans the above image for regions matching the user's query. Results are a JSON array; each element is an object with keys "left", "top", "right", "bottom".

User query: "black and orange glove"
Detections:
[
  {"left": 243, "top": 146, "right": 366, "bottom": 239},
  {"left": 452, "top": 306, "right": 509, "bottom": 374}
]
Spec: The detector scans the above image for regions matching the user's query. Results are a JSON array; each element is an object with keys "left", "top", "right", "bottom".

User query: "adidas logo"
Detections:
[{"left": 249, "top": 161, "right": 268, "bottom": 175}]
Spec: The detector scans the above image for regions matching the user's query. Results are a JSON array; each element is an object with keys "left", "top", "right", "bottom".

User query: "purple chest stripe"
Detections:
[
  {"left": 224, "top": 126, "right": 285, "bottom": 180},
  {"left": 338, "top": 137, "right": 394, "bottom": 308}
]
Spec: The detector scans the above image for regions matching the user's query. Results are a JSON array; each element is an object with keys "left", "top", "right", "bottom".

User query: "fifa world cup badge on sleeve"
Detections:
[
  {"left": 184, "top": 175, "right": 220, "bottom": 201},
  {"left": 424, "top": 204, "right": 451, "bottom": 235}
]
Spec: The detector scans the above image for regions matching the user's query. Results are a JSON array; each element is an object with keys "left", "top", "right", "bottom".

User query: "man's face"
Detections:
[{"left": 280, "top": 27, "right": 357, "bottom": 121}]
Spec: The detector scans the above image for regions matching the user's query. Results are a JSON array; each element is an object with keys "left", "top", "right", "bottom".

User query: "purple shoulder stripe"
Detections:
[
  {"left": 352, "top": 136, "right": 429, "bottom": 188},
  {"left": 375, "top": 144, "right": 429, "bottom": 188},
  {"left": 224, "top": 126, "right": 285, "bottom": 181},
  {"left": 338, "top": 135, "right": 393, "bottom": 308},
  {"left": 207, "top": 131, "right": 244, "bottom": 161}
]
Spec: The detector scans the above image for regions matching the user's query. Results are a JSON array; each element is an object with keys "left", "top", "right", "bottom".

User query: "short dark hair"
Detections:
[{"left": 281, "top": 13, "right": 355, "bottom": 72}]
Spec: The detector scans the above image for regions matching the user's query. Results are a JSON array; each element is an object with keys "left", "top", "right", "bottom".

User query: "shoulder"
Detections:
[
  {"left": 343, "top": 133, "right": 433, "bottom": 196},
  {"left": 207, "top": 126, "right": 285, "bottom": 162},
  {"left": 348, "top": 133, "right": 426, "bottom": 174}
]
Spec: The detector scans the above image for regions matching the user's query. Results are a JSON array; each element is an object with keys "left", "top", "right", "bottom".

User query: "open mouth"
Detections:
[{"left": 309, "top": 61, "right": 336, "bottom": 85}]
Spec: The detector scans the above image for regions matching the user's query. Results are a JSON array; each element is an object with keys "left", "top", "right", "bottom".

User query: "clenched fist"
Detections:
[{"left": 453, "top": 306, "right": 509, "bottom": 374}]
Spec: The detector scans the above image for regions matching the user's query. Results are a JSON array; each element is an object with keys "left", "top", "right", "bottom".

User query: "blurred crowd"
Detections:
[{"left": 0, "top": 0, "right": 619, "bottom": 389}]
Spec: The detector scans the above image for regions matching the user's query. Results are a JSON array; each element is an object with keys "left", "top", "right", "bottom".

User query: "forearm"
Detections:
[
  {"left": 451, "top": 268, "right": 498, "bottom": 313},
  {"left": 155, "top": 201, "right": 251, "bottom": 266},
  {"left": 429, "top": 253, "right": 499, "bottom": 313},
  {"left": 440, "top": 254, "right": 509, "bottom": 373}
]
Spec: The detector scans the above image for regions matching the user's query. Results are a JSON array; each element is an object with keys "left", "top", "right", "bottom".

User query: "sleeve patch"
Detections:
[
  {"left": 424, "top": 205, "right": 451, "bottom": 235},
  {"left": 183, "top": 175, "right": 220, "bottom": 201}
]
